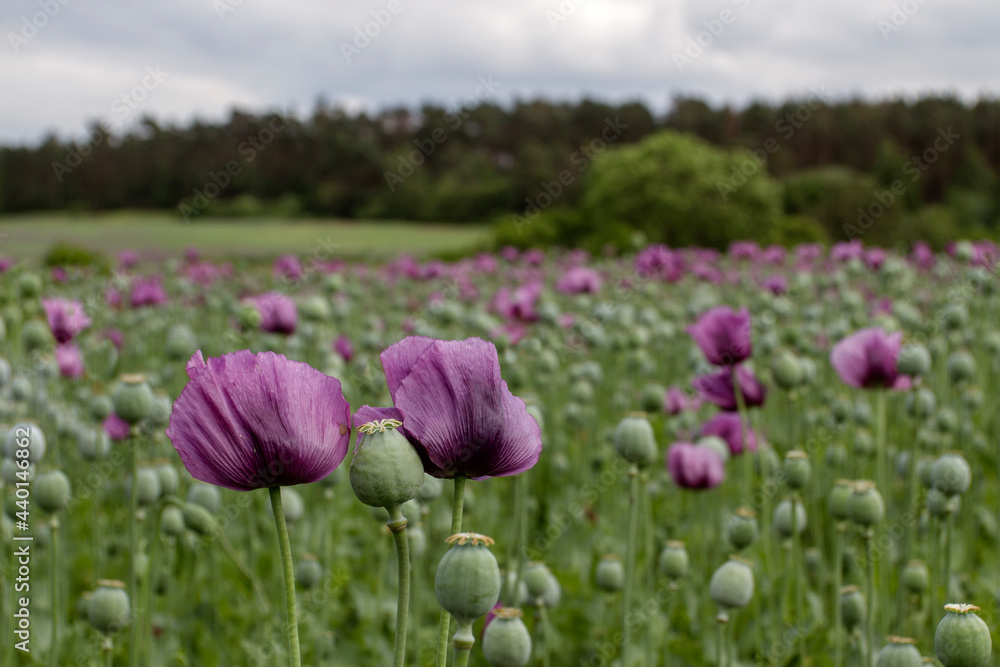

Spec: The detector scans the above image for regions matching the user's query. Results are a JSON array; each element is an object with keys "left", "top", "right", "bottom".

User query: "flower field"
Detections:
[{"left": 1, "top": 239, "right": 999, "bottom": 666}]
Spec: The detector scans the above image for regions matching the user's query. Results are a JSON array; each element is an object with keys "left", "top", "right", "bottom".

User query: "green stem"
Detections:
[
  {"left": 128, "top": 434, "right": 139, "bottom": 667},
  {"left": 539, "top": 604, "right": 553, "bottom": 667},
  {"left": 452, "top": 618, "right": 474, "bottom": 667},
  {"left": 388, "top": 506, "right": 411, "bottom": 667},
  {"left": 506, "top": 474, "right": 526, "bottom": 606},
  {"left": 834, "top": 524, "right": 844, "bottom": 667},
  {"left": 269, "top": 486, "right": 301, "bottom": 667},
  {"left": 865, "top": 532, "right": 875, "bottom": 667},
  {"left": 436, "top": 474, "right": 466, "bottom": 667},
  {"left": 623, "top": 466, "right": 639, "bottom": 667},
  {"left": 717, "top": 617, "right": 726, "bottom": 667},
  {"left": 49, "top": 516, "right": 59, "bottom": 667},
  {"left": 943, "top": 511, "right": 954, "bottom": 604}
]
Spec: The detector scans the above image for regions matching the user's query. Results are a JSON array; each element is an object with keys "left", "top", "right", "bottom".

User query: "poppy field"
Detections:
[{"left": 1, "top": 239, "right": 1000, "bottom": 666}]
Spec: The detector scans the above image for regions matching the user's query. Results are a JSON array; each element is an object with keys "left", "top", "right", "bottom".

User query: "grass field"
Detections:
[{"left": 0, "top": 211, "right": 491, "bottom": 261}]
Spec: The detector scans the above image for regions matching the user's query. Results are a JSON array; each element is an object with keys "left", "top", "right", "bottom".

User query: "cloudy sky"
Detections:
[{"left": 3, "top": 0, "right": 998, "bottom": 144}]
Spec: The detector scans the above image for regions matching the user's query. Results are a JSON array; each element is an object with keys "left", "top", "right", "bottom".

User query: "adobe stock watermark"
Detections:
[
  {"left": 844, "top": 126, "right": 959, "bottom": 240},
  {"left": 383, "top": 75, "right": 502, "bottom": 191},
  {"left": 340, "top": 0, "right": 404, "bottom": 63},
  {"left": 7, "top": 0, "right": 72, "bottom": 52},
  {"left": 545, "top": 0, "right": 587, "bottom": 31},
  {"left": 877, "top": 0, "right": 930, "bottom": 40},
  {"left": 673, "top": 0, "right": 753, "bottom": 72},
  {"left": 51, "top": 66, "right": 170, "bottom": 182},
  {"left": 510, "top": 116, "right": 630, "bottom": 234},
  {"left": 716, "top": 86, "right": 828, "bottom": 201},
  {"left": 177, "top": 117, "right": 286, "bottom": 222},
  {"left": 213, "top": 0, "right": 246, "bottom": 20}
]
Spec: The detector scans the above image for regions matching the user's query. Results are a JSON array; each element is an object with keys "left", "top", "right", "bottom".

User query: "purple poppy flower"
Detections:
[
  {"left": 910, "top": 241, "right": 935, "bottom": 271},
  {"left": 760, "top": 275, "right": 788, "bottom": 295},
  {"left": 273, "top": 254, "right": 303, "bottom": 281},
  {"left": 41, "top": 298, "right": 91, "bottom": 344},
  {"left": 51, "top": 266, "right": 68, "bottom": 283},
  {"left": 130, "top": 276, "right": 167, "bottom": 307},
  {"left": 104, "top": 413, "right": 131, "bottom": 441},
  {"left": 104, "top": 327, "right": 124, "bottom": 351},
  {"left": 166, "top": 350, "right": 351, "bottom": 491},
  {"left": 667, "top": 442, "right": 725, "bottom": 490},
  {"left": 367, "top": 336, "right": 542, "bottom": 480},
  {"left": 253, "top": 292, "right": 298, "bottom": 335},
  {"left": 0, "top": 258, "right": 13, "bottom": 272},
  {"left": 830, "top": 328, "right": 911, "bottom": 390},
  {"left": 556, "top": 267, "right": 602, "bottom": 294},
  {"left": 692, "top": 365, "right": 768, "bottom": 411},
  {"left": 55, "top": 343, "right": 85, "bottom": 379},
  {"left": 333, "top": 334, "right": 354, "bottom": 362},
  {"left": 729, "top": 241, "right": 760, "bottom": 261},
  {"left": 118, "top": 250, "right": 139, "bottom": 269},
  {"left": 663, "top": 386, "right": 696, "bottom": 415},
  {"left": 700, "top": 412, "right": 760, "bottom": 456},
  {"left": 687, "top": 306, "right": 752, "bottom": 367},
  {"left": 494, "top": 282, "right": 542, "bottom": 323},
  {"left": 634, "top": 244, "right": 684, "bottom": 282}
]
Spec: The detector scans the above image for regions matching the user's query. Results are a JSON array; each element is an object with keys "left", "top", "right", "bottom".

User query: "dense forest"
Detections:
[{"left": 2, "top": 95, "right": 998, "bottom": 245}]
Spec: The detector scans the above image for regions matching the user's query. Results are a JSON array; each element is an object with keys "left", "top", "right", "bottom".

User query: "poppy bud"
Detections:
[
  {"left": 783, "top": 450, "right": 810, "bottom": 489},
  {"left": 113, "top": 374, "right": 153, "bottom": 425},
  {"left": 88, "top": 580, "right": 130, "bottom": 634},
  {"left": 418, "top": 474, "right": 444, "bottom": 502},
  {"left": 408, "top": 524, "right": 427, "bottom": 557},
  {"left": 848, "top": 481, "right": 884, "bottom": 526},
  {"left": 840, "top": 585, "right": 866, "bottom": 631},
  {"left": 35, "top": 470, "right": 71, "bottom": 513},
  {"left": 435, "top": 533, "right": 501, "bottom": 622},
  {"left": 774, "top": 498, "right": 807, "bottom": 538},
  {"left": 22, "top": 320, "right": 50, "bottom": 353},
  {"left": 935, "top": 604, "right": 991, "bottom": 667},
  {"left": 595, "top": 555, "right": 624, "bottom": 593},
  {"left": 612, "top": 414, "right": 657, "bottom": 468},
  {"left": 523, "top": 561, "right": 560, "bottom": 607},
  {"left": 161, "top": 505, "right": 185, "bottom": 538},
  {"left": 727, "top": 508, "right": 758, "bottom": 550},
  {"left": 658, "top": 541, "right": 689, "bottom": 579},
  {"left": 154, "top": 462, "right": 179, "bottom": 497},
  {"left": 483, "top": 607, "right": 532, "bottom": 667},
  {"left": 709, "top": 557, "right": 754, "bottom": 612},
  {"left": 932, "top": 453, "right": 971, "bottom": 497}
]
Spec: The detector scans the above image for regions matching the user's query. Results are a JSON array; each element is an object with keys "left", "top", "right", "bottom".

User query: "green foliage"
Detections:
[
  {"left": 42, "top": 241, "right": 109, "bottom": 272},
  {"left": 200, "top": 193, "right": 304, "bottom": 219},
  {"left": 783, "top": 166, "right": 903, "bottom": 240}
]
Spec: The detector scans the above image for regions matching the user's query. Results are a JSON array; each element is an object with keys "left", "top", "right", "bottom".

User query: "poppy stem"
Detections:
[
  {"left": 269, "top": 486, "right": 301, "bottom": 667},
  {"left": 622, "top": 465, "right": 639, "bottom": 667},
  {"left": 387, "top": 505, "right": 410, "bottom": 667},
  {"left": 436, "top": 474, "right": 466, "bottom": 667}
]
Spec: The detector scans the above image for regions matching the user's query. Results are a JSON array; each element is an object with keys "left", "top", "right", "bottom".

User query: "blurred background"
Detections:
[{"left": 2, "top": 0, "right": 999, "bottom": 258}]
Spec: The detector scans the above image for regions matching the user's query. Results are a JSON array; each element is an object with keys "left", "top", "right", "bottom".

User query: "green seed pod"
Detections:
[
  {"left": 279, "top": 487, "right": 304, "bottom": 524},
  {"left": 854, "top": 428, "right": 875, "bottom": 457},
  {"left": 697, "top": 436, "right": 730, "bottom": 463},
  {"left": 783, "top": 451, "right": 811, "bottom": 489},
  {"left": 905, "top": 388, "right": 937, "bottom": 420},
  {"left": 595, "top": 555, "right": 625, "bottom": 593},
  {"left": 113, "top": 374, "right": 154, "bottom": 425},
  {"left": 935, "top": 604, "right": 991, "bottom": 667},
  {"left": 350, "top": 423, "right": 424, "bottom": 509},
  {"left": 658, "top": 541, "right": 689, "bottom": 579},
  {"left": 773, "top": 498, "right": 807, "bottom": 538},
  {"left": 753, "top": 447, "right": 780, "bottom": 478},
  {"left": 901, "top": 560, "right": 929, "bottom": 595},
  {"left": 5, "top": 422, "right": 46, "bottom": 462},
  {"left": 612, "top": 414, "right": 657, "bottom": 468},
  {"left": 569, "top": 379, "right": 595, "bottom": 404},
  {"left": 848, "top": 481, "right": 884, "bottom": 526},
  {"left": 18, "top": 272, "right": 42, "bottom": 299},
  {"left": 483, "top": 608, "right": 532, "bottom": 667},
  {"left": 160, "top": 505, "right": 185, "bottom": 537},
  {"left": 897, "top": 344, "right": 932, "bottom": 378},
  {"left": 417, "top": 474, "right": 444, "bottom": 502},
  {"left": 182, "top": 502, "right": 216, "bottom": 536},
  {"left": 936, "top": 408, "right": 957, "bottom": 434},
  {"left": 709, "top": 557, "right": 754, "bottom": 610},
  {"left": 22, "top": 319, "right": 51, "bottom": 353},
  {"left": 875, "top": 636, "right": 923, "bottom": 667},
  {"left": 840, "top": 586, "right": 866, "bottom": 631},
  {"left": 932, "top": 453, "right": 971, "bottom": 497},
  {"left": 295, "top": 554, "right": 323, "bottom": 590},
  {"left": 88, "top": 580, "right": 131, "bottom": 634},
  {"left": 523, "top": 562, "right": 552, "bottom": 600},
  {"left": 946, "top": 351, "right": 976, "bottom": 385},
  {"left": 34, "top": 470, "right": 71, "bottom": 513},
  {"left": 831, "top": 398, "right": 852, "bottom": 424},
  {"left": 77, "top": 428, "right": 110, "bottom": 461},
  {"left": 129, "top": 467, "right": 162, "bottom": 507},
  {"left": 771, "top": 349, "right": 804, "bottom": 389},
  {"left": 186, "top": 483, "right": 221, "bottom": 514},
  {"left": 147, "top": 394, "right": 172, "bottom": 428},
  {"left": 89, "top": 394, "right": 113, "bottom": 421},
  {"left": 854, "top": 400, "right": 873, "bottom": 426},
  {"left": 408, "top": 524, "right": 427, "bottom": 558},
  {"left": 640, "top": 384, "right": 665, "bottom": 413},
  {"left": 434, "top": 533, "right": 501, "bottom": 622},
  {"left": 961, "top": 387, "right": 983, "bottom": 411},
  {"left": 10, "top": 376, "right": 31, "bottom": 401},
  {"left": 727, "top": 508, "right": 758, "bottom": 550},
  {"left": 926, "top": 488, "right": 959, "bottom": 519},
  {"left": 826, "top": 444, "right": 847, "bottom": 467},
  {"left": 2, "top": 459, "right": 34, "bottom": 485},
  {"left": 154, "top": 462, "right": 179, "bottom": 497}
]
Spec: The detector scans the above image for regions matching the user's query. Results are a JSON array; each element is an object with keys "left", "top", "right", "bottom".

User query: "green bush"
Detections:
[
  {"left": 42, "top": 242, "right": 109, "bottom": 272},
  {"left": 783, "top": 166, "right": 902, "bottom": 240}
]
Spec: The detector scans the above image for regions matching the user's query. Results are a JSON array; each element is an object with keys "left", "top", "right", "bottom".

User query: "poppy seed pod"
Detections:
[
  {"left": 160, "top": 505, "right": 185, "bottom": 537},
  {"left": 295, "top": 554, "right": 323, "bottom": 590},
  {"left": 727, "top": 508, "right": 758, "bottom": 550},
  {"left": 417, "top": 474, "right": 444, "bottom": 502},
  {"left": 848, "top": 481, "right": 884, "bottom": 527},
  {"left": 709, "top": 557, "right": 754, "bottom": 611},
  {"left": 154, "top": 462, "right": 179, "bottom": 497},
  {"left": 840, "top": 586, "right": 866, "bottom": 631},
  {"left": 658, "top": 541, "right": 689, "bottom": 579},
  {"left": 89, "top": 394, "right": 113, "bottom": 421},
  {"left": 926, "top": 488, "right": 960, "bottom": 519},
  {"left": 595, "top": 555, "right": 625, "bottom": 593},
  {"left": 5, "top": 422, "right": 46, "bottom": 462},
  {"left": 278, "top": 487, "right": 304, "bottom": 524},
  {"left": 773, "top": 498, "right": 807, "bottom": 538},
  {"left": 350, "top": 420, "right": 424, "bottom": 509},
  {"left": 905, "top": 388, "right": 937, "bottom": 420},
  {"left": 435, "top": 533, "right": 501, "bottom": 622},
  {"left": 22, "top": 320, "right": 51, "bottom": 353},
  {"left": 613, "top": 414, "right": 657, "bottom": 468},
  {"left": 483, "top": 607, "right": 532, "bottom": 667},
  {"left": 771, "top": 349, "right": 804, "bottom": 389},
  {"left": 931, "top": 453, "right": 971, "bottom": 497},
  {"left": 901, "top": 561, "right": 930, "bottom": 595},
  {"left": 935, "top": 604, "right": 991, "bottom": 667},
  {"left": 182, "top": 502, "right": 216, "bottom": 536},
  {"left": 113, "top": 374, "right": 154, "bottom": 425},
  {"left": 946, "top": 351, "right": 976, "bottom": 385},
  {"left": 88, "top": 580, "right": 131, "bottom": 634},
  {"left": 128, "top": 467, "right": 162, "bottom": 507},
  {"left": 783, "top": 451, "right": 810, "bottom": 489},
  {"left": 523, "top": 562, "right": 560, "bottom": 606},
  {"left": 77, "top": 429, "right": 110, "bottom": 462},
  {"left": 897, "top": 344, "right": 931, "bottom": 378},
  {"left": 34, "top": 470, "right": 71, "bottom": 513},
  {"left": 187, "top": 483, "right": 221, "bottom": 514},
  {"left": 408, "top": 524, "right": 427, "bottom": 557},
  {"left": 875, "top": 636, "right": 922, "bottom": 667}
]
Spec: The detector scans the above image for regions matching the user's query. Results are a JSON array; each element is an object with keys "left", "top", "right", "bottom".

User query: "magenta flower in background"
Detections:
[
  {"left": 118, "top": 250, "right": 139, "bottom": 269},
  {"left": 687, "top": 306, "right": 752, "bottom": 367},
  {"left": 273, "top": 254, "right": 303, "bottom": 281},
  {"left": 333, "top": 334, "right": 354, "bottom": 362},
  {"left": 693, "top": 365, "right": 768, "bottom": 411},
  {"left": 830, "top": 328, "right": 911, "bottom": 390},
  {"left": 664, "top": 386, "right": 697, "bottom": 415},
  {"left": 911, "top": 241, "right": 936, "bottom": 270},
  {"left": 55, "top": 344, "right": 85, "bottom": 379},
  {"left": 42, "top": 298, "right": 91, "bottom": 344},
  {"left": 130, "top": 275, "right": 167, "bottom": 307},
  {"left": 184, "top": 246, "right": 200, "bottom": 262},
  {"left": 556, "top": 266, "right": 602, "bottom": 294},
  {"left": 103, "top": 327, "right": 124, "bottom": 351},
  {"left": 634, "top": 244, "right": 684, "bottom": 282},
  {"left": 831, "top": 240, "right": 865, "bottom": 262},
  {"left": 494, "top": 282, "right": 542, "bottom": 323},
  {"left": 51, "top": 266, "right": 68, "bottom": 283},
  {"left": 362, "top": 336, "right": 543, "bottom": 480},
  {"left": 167, "top": 350, "right": 351, "bottom": 491},
  {"left": 729, "top": 241, "right": 760, "bottom": 261},
  {"left": 104, "top": 413, "right": 131, "bottom": 441},
  {"left": 864, "top": 247, "right": 886, "bottom": 270},
  {"left": 700, "top": 412, "right": 760, "bottom": 456},
  {"left": 667, "top": 442, "right": 725, "bottom": 490},
  {"left": 0, "top": 258, "right": 13, "bottom": 272},
  {"left": 760, "top": 275, "right": 788, "bottom": 295},
  {"left": 253, "top": 292, "right": 298, "bottom": 335}
]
